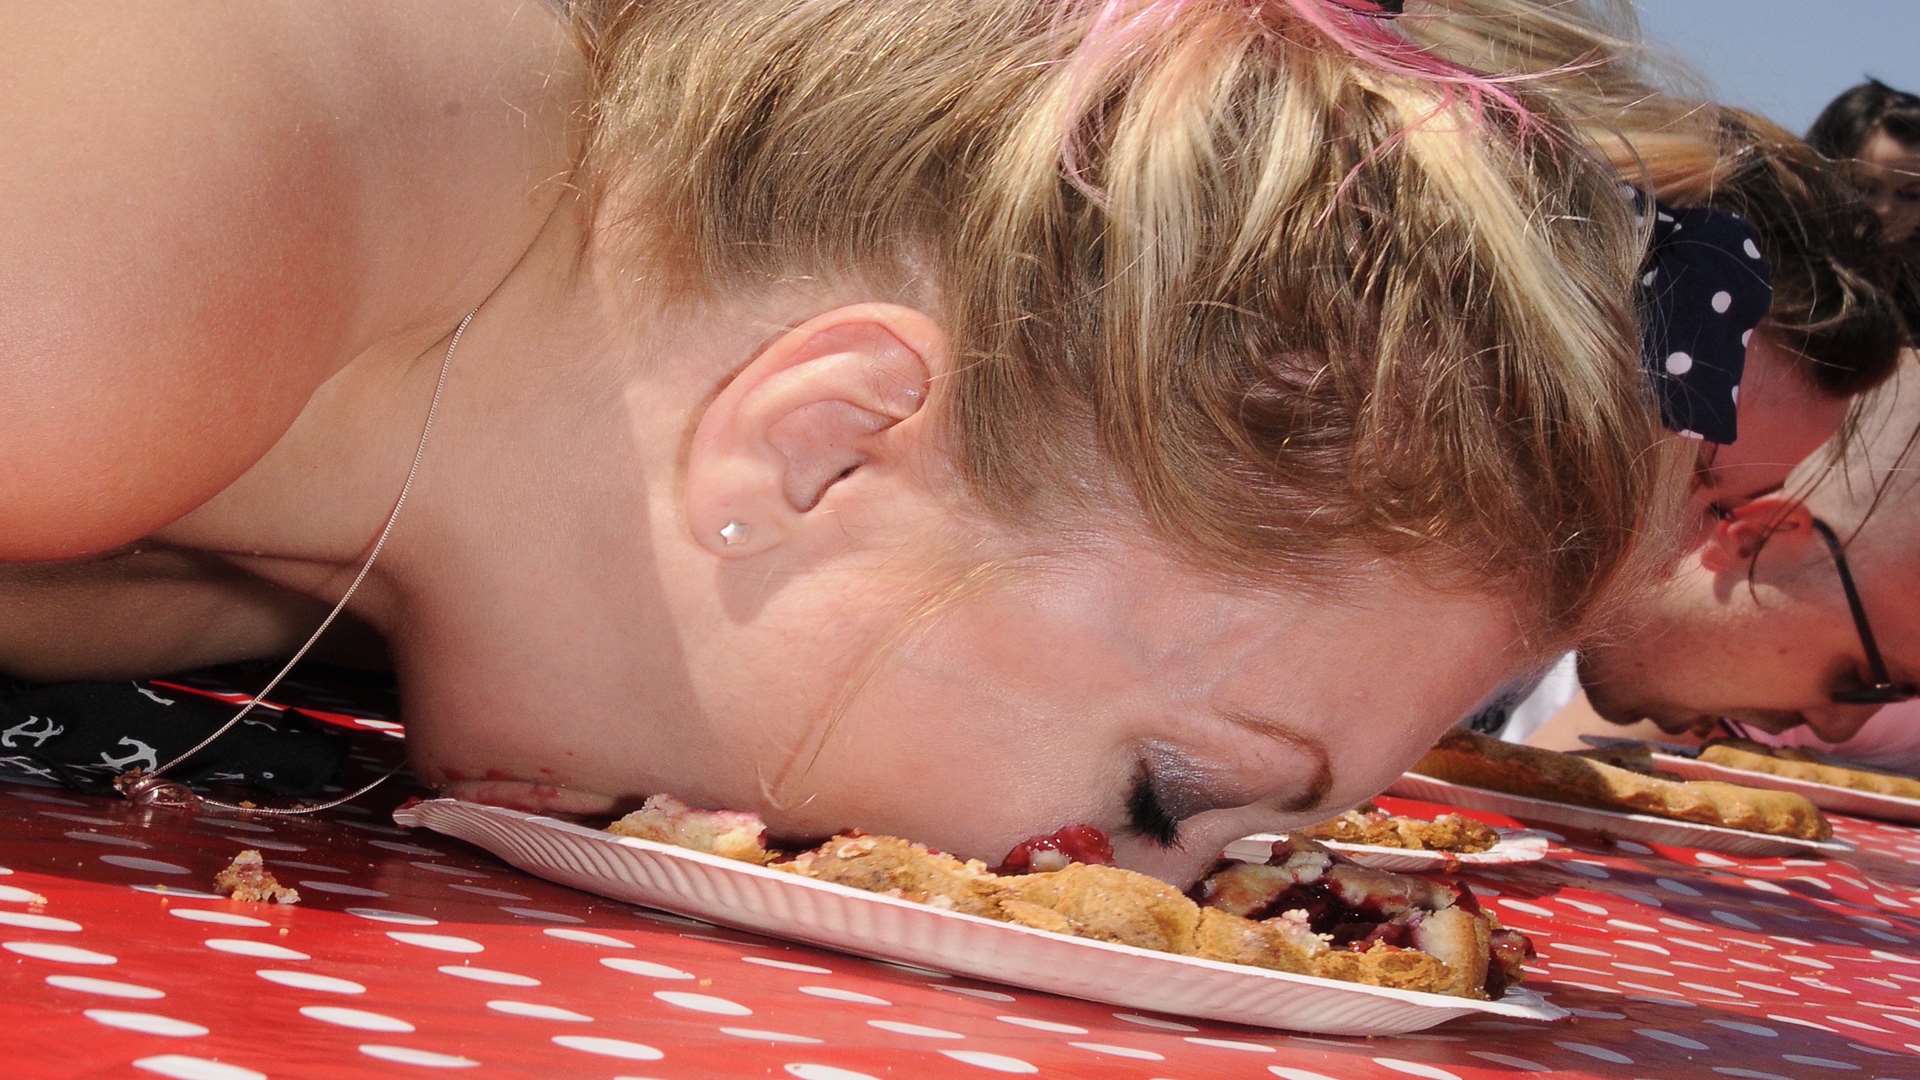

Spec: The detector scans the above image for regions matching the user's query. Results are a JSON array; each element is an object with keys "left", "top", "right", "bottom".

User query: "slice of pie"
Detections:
[
  {"left": 1415, "top": 730, "right": 1831, "bottom": 841},
  {"left": 608, "top": 794, "right": 779, "bottom": 864},
  {"left": 1302, "top": 806, "right": 1500, "bottom": 853},
  {"left": 1198, "top": 836, "right": 1528, "bottom": 999},
  {"left": 780, "top": 833, "right": 1004, "bottom": 918},
  {"left": 1700, "top": 739, "right": 1920, "bottom": 799}
]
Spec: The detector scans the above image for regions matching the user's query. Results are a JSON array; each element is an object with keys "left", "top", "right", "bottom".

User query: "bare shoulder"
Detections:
[{"left": 0, "top": 1, "right": 583, "bottom": 561}]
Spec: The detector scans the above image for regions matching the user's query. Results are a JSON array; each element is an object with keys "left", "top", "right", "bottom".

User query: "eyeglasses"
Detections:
[
  {"left": 1808, "top": 517, "right": 1917, "bottom": 705},
  {"left": 1707, "top": 508, "right": 1916, "bottom": 707},
  {"left": 1717, "top": 515, "right": 1914, "bottom": 744}
]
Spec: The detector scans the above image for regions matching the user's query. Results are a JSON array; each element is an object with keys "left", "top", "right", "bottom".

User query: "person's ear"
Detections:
[
  {"left": 684, "top": 303, "right": 940, "bottom": 557},
  {"left": 1699, "top": 495, "right": 1815, "bottom": 575}
]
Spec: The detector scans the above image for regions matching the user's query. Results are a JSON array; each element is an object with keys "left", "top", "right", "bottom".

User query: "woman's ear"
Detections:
[
  {"left": 1699, "top": 495, "right": 1816, "bottom": 575},
  {"left": 683, "top": 303, "right": 940, "bottom": 557}
]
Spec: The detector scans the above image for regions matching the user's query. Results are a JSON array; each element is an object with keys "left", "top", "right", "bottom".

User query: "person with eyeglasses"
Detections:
[
  {"left": 1403, "top": 4, "right": 1914, "bottom": 749},
  {"left": 1700, "top": 508, "right": 1920, "bottom": 773},
  {"left": 1534, "top": 355, "right": 1920, "bottom": 753}
]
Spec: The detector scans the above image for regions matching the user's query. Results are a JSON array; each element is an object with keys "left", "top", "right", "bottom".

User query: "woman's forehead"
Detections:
[
  {"left": 1095, "top": 555, "right": 1531, "bottom": 686},
  {"left": 1861, "top": 129, "right": 1920, "bottom": 173}
]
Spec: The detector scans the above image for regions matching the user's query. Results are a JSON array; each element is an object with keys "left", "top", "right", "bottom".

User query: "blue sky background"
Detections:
[{"left": 1633, "top": 1, "right": 1917, "bottom": 134}]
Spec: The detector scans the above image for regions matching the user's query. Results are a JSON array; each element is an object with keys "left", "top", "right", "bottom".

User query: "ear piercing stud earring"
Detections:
[{"left": 719, "top": 521, "right": 751, "bottom": 546}]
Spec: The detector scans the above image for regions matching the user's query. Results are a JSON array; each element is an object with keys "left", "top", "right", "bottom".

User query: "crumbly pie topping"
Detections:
[{"left": 607, "top": 800, "right": 1531, "bottom": 1000}]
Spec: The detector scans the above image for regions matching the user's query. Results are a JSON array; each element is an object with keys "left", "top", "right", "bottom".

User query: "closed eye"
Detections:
[{"left": 1124, "top": 765, "right": 1182, "bottom": 849}]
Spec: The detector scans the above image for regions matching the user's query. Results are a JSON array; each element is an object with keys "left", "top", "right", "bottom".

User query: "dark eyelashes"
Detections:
[{"left": 1125, "top": 766, "right": 1183, "bottom": 849}]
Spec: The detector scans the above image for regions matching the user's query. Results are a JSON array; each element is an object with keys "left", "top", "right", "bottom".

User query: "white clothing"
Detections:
[
  {"left": 1743, "top": 700, "right": 1920, "bottom": 772},
  {"left": 1494, "top": 652, "right": 1581, "bottom": 744}
]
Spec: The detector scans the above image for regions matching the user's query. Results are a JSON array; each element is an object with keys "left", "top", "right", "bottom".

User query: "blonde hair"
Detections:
[
  {"left": 1804, "top": 353, "right": 1920, "bottom": 552},
  {"left": 577, "top": 0, "right": 1682, "bottom": 642}
]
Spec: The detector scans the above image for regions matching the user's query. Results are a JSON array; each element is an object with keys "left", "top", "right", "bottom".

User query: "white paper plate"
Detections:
[
  {"left": 1225, "top": 830, "right": 1550, "bottom": 872},
  {"left": 1647, "top": 754, "right": 1920, "bottom": 825},
  {"left": 394, "top": 798, "right": 1564, "bottom": 1035},
  {"left": 1386, "top": 774, "right": 1853, "bottom": 857}
]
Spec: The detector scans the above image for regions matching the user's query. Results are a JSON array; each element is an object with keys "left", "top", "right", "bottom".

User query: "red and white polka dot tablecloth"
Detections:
[{"left": 4, "top": 765, "right": 1920, "bottom": 1079}]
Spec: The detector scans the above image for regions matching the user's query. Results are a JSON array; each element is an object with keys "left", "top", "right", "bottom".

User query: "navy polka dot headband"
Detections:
[{"left": 1633, "top": 191, "right": 1774, "bottom": 444}]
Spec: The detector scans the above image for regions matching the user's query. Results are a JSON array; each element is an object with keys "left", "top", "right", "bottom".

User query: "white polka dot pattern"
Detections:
[
  {"left": 486, "top": 1000, "right": 592, "bottom": 1022},
  {"left": 201, "top": 939, "right": 308, "bottom": 961},
  {"left": 46, "top": 975, "right": 165, "bottom": 999},
  {"left": 940, "top": 1050, "right": 1039, "bottom": 1073},
  {"left": 358, "top": 1045, "right": 479, "bottom": 1068},
  {"left": 300, "top": 1006, "right": 415, "bottom": 1033},
  {"left": 6, "top": 941, "right": 117, "bottom": 965},
  {"left": 995, "top": 1016, "right": 1087, "bottom": 1034},
  {"left": 436, "top": 964, "right": 540, "bottom": 987},
  {"left": 344, "top": 907, "right": 437, "bottom": 926},
  {"left": 98, "top": 856, "right": 191, "bottom": 875},
  {"left": 866, "top": 1019, "right": 961, "bottom": 1039},
  {"left": 551, "top": 1036, "right": 664, "bottom": 1061},
  {"left": 84, "top": 1010, "right": 209, "bottom": 1037},
  {"left": 0, "top": 911, "right": 82, "bottom": 932},
  {"left": 1373, "top": 1061, "right": 1462, "bottom": 1080},
  {"left": 655, "top": 990, "right": 754, "bottom": 1016},
  {"left": 167, "top": 909, "right": 269, "bottom": 928},
  {"left": 601, "top": 957, "right": 694, "bottom": 980},
  {"left": 385, "top": 931, "right": 484, "bottom": 953},
  {"left": 542, "top": 927, "right": 630, "bottom": 948},
  {"left": 256, "top": 970, "right": 365, "bottom": 994},
  {"left": 133, "top": 1056, "right": 266, "bottom": 1080},
  {"left": 784, "top": 1065, "right": 878, "bottom": 1080},
  {"left": 743, "top": 955, "right": 832, "bottom": 974},
  {"left": 1067, "top": 1042, "right": 1163, "bottom": 1060},
  {"left": 720, "top": 1027, "right": 823, "bottom": 1044}
]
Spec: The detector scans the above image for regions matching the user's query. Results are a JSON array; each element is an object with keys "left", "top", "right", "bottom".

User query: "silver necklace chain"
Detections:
[{"left": 113, "top": 309, "right": 478, "bottom": 815}]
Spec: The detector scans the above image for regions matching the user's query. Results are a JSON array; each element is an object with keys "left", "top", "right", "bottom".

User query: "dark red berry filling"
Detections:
[
  {"left": 1198, "top": 839, "right": 1492, "bottom": 954},
  {"left": 996, "top": 825, "right": 1116, "bottom": 874},
  {"left": 1485, "top": 927, "right": 1535, "bottom": 996}
]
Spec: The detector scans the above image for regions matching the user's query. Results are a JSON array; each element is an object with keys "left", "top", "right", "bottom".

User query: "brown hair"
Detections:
[
  {"left": 1698, "top": 110, "right": 1908, "bottom": 396},
  {"left": 1809, "top": 78, "right": 1920, "bottom": 161},
  {"left": 575, "top": 0, "right": 1682, "bottom": 642}
]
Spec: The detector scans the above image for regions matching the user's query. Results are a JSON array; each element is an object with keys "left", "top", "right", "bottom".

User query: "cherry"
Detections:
[{"left": 996, "top": 824, "right": 1116, "bottom": 874}]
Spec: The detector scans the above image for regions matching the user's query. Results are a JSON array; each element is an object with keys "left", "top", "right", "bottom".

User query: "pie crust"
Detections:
[{"left": 1416, "top": 731, "right": 1831, "bottom": 841}]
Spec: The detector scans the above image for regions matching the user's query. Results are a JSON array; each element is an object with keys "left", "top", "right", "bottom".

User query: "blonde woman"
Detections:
[{"left": 0, "top": 1, "right": 1683, "bottom": 887}]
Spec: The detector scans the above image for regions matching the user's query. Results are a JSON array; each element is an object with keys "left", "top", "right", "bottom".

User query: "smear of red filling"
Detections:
[
  {"left": 996, "top": 825, "right": 1116, "bottom": 874},
  {"left": 1486, "top": 927, "right": 1536, "bottom": 996}
]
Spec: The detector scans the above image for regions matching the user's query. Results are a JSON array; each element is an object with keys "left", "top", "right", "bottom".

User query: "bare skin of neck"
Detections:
[{"left": 142, "top": 205, "right": 712, "bottom": 815}]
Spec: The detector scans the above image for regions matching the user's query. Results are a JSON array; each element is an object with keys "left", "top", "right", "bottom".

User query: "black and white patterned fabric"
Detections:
[
  {"left": 1635, "top": 193, "right": 1775, "bottom": 444},
  {"left": 0, "top": 668, "right": 364, "bottom": 796}
]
